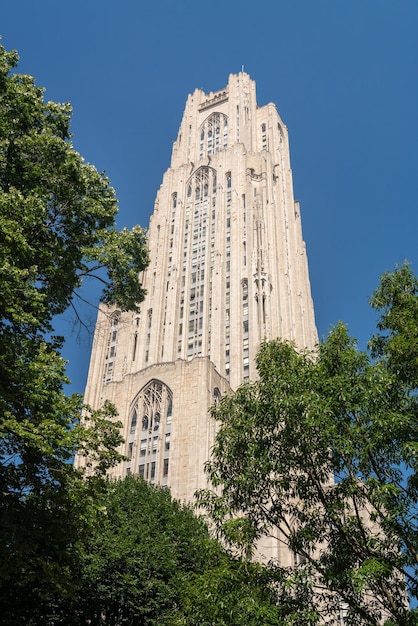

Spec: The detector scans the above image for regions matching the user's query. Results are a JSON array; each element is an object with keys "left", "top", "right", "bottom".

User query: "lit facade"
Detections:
[{"left": 76, "top": 73, "right": 317, "bottom": 537}]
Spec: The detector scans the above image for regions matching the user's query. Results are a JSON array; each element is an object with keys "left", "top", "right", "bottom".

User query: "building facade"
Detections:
[{"left": 76, "top": 73, "right": 317, "bottom": 540}]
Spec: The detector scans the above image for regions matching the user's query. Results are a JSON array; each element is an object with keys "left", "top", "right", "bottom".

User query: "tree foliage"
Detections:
[
  {"left": 0, "top": 41, "right": 149, "bottom": 616},
  {"left": 198, "top": 264, "right": 418, "bottom": 626},
  {"left": 47, "top": 477, "right": 283, "bottom": 626}
]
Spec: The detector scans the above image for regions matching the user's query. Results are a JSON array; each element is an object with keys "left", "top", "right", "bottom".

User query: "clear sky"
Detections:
[{"left": 2, "top": 0, "right": 418, "bottom": 394}]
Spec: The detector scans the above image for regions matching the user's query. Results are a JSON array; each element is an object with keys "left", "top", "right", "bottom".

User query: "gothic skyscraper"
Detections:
[{"left": 77, "top": 72, "right": 317, "bottom": 505}]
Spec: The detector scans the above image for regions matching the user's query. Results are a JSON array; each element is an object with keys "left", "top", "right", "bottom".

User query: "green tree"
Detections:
[
  {"left": 0, "top": 41, "right": 148, "bottom": 620},
  {"left": 165, "top": 559, "right": 317, "bottom": 626},
  {"left": 198, "top": 264, "right": 418, "bottom": 626},
  {"left": 58, "top": 477, "right": 284, "bottom": 626}
]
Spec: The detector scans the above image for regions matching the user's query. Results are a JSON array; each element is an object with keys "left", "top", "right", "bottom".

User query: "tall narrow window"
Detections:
[
  {"left": 261, "top": 123, "right": 267, "bottom": 149},
  {"left": 104, "top": 311, "right": 120, "bottom": 385},
  {"left": 166, "top": 399, "right": 172, "bottom": 423},
  {"left": 181, "top": 165, "right": 215, "bottom": 359},
  {"left": 163, "top": 458, "right": 169, "bottom": 477},
  {"left": 130, "top": 410, "right": 137, "bottom": 435},
  {"left": 132, "top": 332, "right": 138, "bottom": 362},
  {"left": 165, "top": 432, "right": 171, "bottom": 450},
  {"left": 146, "top": 309, "right": 152, "bottom": 359}
]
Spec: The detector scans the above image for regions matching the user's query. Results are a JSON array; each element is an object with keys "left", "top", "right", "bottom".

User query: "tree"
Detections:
[
  {"left": 0, "top": 41, "right": 149, "bottom": 619},
  {"left": 56, "top": 476, "right": 284, "bottom": 626},
  {"left": 198, "top": 264, "right": 418, "bottom": 626}
]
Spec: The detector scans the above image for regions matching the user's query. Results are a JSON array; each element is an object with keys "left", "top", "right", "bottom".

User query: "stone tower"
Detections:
[{"left": 76, "top": 73, "right": 317, "bottom": 515}]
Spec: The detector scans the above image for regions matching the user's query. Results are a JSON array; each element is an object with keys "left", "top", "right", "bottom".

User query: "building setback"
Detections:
[{"left": 76, "top": 73, "right": 317, "bottom": 560}]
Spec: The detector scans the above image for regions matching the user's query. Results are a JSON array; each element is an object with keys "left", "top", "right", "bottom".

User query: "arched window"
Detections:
[
  {"left": 186, "top": 166, "right": 217, "bottom": 211},
  {"left": 130, "top": 410, "right": 137, "bottom": 434},
  {"left": 130, "top": 380, "right": 173, "bottom": 483},
  {"left": 199, "top": 112, "right": 229, "bottom": 160},
  {"left": 214, "top": 387, "right": 221, "bottom": 406}
]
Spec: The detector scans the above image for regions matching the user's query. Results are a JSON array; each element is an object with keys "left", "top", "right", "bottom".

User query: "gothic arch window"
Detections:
[
  {"left": 185, "top": 166, "right": 218, "bottom": 210},
  {"left": 186, "top": 165, "right": 217, "bottom": 219},
  {"left": 129, "top": 380, "right": 173, "bottom": 483},
  {"left": 130, "top": 409, "right": 137, "bottom": 435},
  {"left": 199, "top": 112, "right": 228, "bottom": 160}
]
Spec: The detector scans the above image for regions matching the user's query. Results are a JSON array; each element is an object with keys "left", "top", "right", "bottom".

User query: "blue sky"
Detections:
[{"left": 2, "top": 0, "right": 418, "bottom": 394}]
